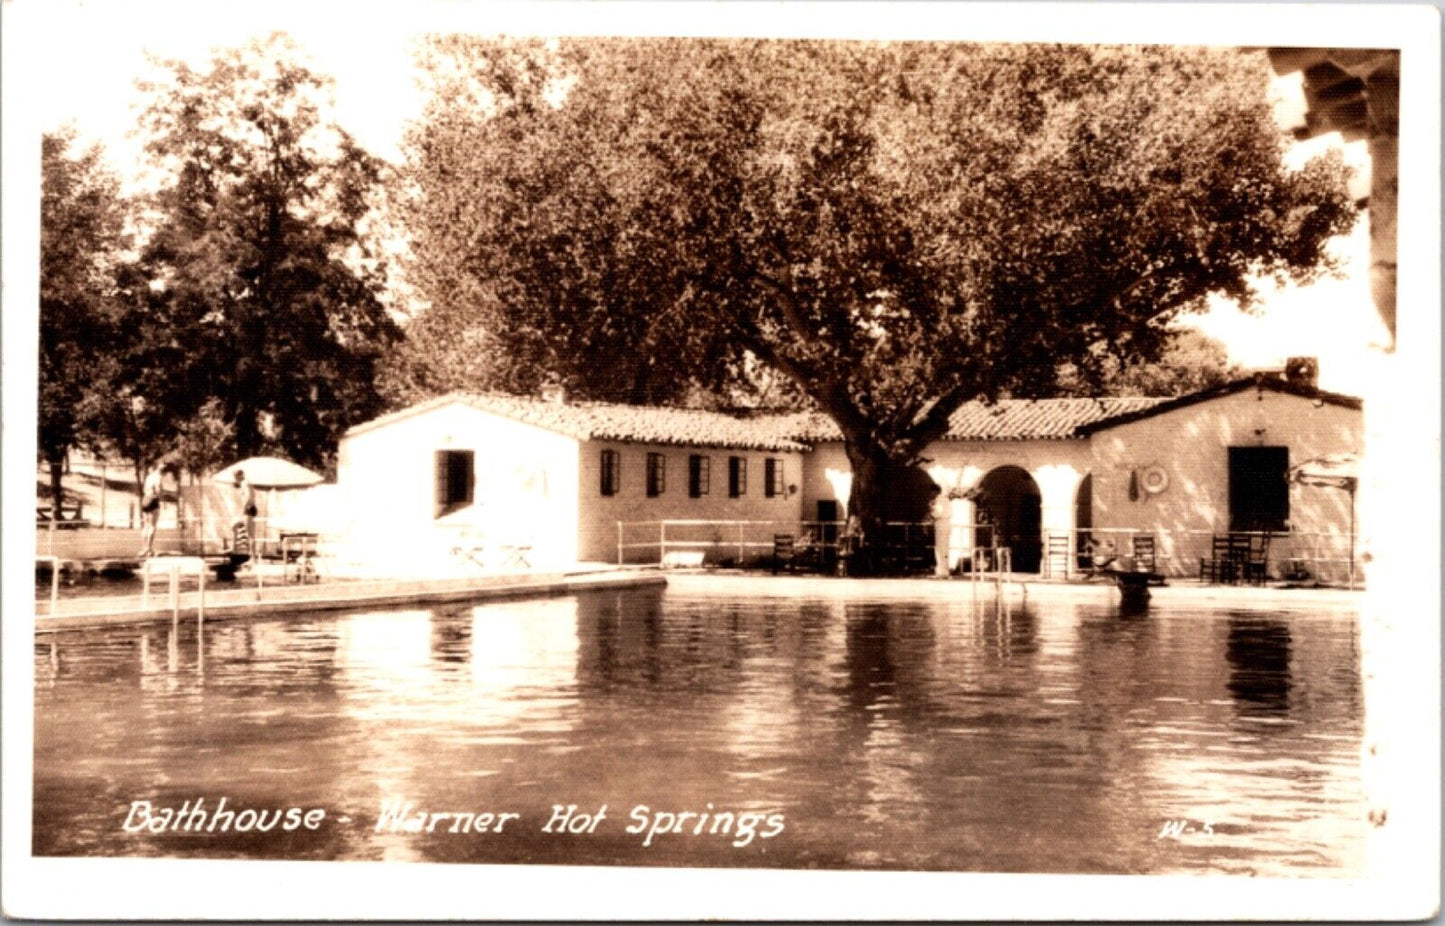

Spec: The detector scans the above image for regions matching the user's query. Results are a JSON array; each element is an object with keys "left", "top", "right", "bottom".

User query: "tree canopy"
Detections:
[
  {"left": 39, "top": 128, "right": 130, "bottom": 510},
  {"left": 357, "top": 40, "right": 1355, "bottom": 533},
  {"left": 127, "top": 33, "right": 399, "bottom": 468},
  {"left": 1058, "top": 328, "right": 1241, "bottom": 397}
]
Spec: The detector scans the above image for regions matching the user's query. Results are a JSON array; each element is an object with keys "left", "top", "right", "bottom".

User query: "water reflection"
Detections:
[
  {"left": 34, "top": 587, "right": 1364, "bottom": 874},
  {"left": 1226, "top": 616, "right": 1293, "bottom": 716}
]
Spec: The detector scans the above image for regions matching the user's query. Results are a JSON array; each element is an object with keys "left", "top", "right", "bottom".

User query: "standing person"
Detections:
[
  {"left": 233, "top": 470, "right": 257, "bottom": 558},
  {"left": 138, "top": 462, "right": 165, "bottom": 557},
  {"left": 930, "top": 487, "right": 954, "bottom": 578}
]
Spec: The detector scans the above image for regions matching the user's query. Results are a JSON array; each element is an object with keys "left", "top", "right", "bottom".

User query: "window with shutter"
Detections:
[
  {"left": 728, "top": 456, "right": 746, "bottom": 498},
  {"left": 765, "top": 458, "right": 784, "bottom": 497},
  {"left": 600, "top": 449, "right": 620, "bottom": 496},
  {"left": 688, "top": 455, "right": 710, "bottom": 497}
]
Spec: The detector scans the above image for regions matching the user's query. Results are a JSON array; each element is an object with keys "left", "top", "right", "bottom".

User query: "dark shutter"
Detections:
[
  {"left": 600, "top": 450, "right": 619, "bottom": 496},
  {"left": 688, "top": 455, "right": 710, "bottom": 497},
  {"left": 729, "top": 456, "right": 746, "bottom": 497}
]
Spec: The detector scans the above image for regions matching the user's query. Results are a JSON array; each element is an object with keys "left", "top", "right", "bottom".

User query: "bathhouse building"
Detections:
[
  {"left": 334, "top": 373, "right": 1362, "bottom": 582},
  {"left": 335, "top": 393, "right": 807, "bottom": 575}
]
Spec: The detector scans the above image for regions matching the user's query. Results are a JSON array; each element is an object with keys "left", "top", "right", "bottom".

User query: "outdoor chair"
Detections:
[
  {"left": 497, "top": 542, "right": 533, "bottom": 571},
  {"left": 1240, "top": 533, "right": 1271, "bottom": 585},
  {"left": 1132, "top": 535, "right": 1157, "bottom": 573},
  {"left": 1200, "top": 534, "right": 1235, "bottom": 583},
  {"left": 1043, "top": 533, "right": 1071, "bottom": 579},
  {"left": 449, "top": 527, "right": 488, "bottom": 570},
  {"left": 772, "top": 533, "right": 796, "bottom": 574},
  {"left": 1226, "top": 533, "right": 1256, "bottom": 585},
  {"left": 793, "top": 527, "right": 821, "bottom": 572}
]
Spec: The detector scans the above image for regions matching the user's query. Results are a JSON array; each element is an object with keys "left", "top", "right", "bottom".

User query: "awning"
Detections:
[
  {"left": 212, "top": 457, "right": 325, "bottom": 489},
  {"left": 1289, "top": 452, "right": 1359, "bottom": 491}
]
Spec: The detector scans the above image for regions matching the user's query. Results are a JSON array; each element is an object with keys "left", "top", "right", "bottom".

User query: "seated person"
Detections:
[{"left": 1087, "top": 537, "right": 1118, "bottom": 572}]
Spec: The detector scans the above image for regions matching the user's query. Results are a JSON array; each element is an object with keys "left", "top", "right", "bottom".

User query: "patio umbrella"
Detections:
[
  {"left": 211, "top": 457, "right": 325, "bottom": 489},
  {"left": 1289, "top": 452, "right": 1359, "bottom": 587}
]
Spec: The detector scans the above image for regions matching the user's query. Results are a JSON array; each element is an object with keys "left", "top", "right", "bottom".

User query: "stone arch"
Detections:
[{"left": 977, "top": 465, "right": 1043, "bottom": 573}]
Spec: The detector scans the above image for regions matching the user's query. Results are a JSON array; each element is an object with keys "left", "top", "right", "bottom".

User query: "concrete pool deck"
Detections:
[
  {"left": 33, "top": 566, "right": 1363, "bottom": 631},
  {"left": 33, "top": 567, "right": 668, "bottom": 631},
  {"left": 663, "top": 570, "right": 1365, "bottom": 611}
]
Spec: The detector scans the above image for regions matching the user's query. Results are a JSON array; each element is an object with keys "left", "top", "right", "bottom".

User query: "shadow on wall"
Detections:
[{"left": 1088, "top": 409, "right": 1361, "bottom": 583}]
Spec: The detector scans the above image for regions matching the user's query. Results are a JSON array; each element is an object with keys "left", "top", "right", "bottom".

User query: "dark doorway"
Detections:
[
  {"left": 977, "top": 466, "right": 1043, "bottom": 573},
  {"left": 1229, "top": 446, "right": 1289, "bottom": 532},
  {"left": 1074, "top": 474, "right": 1094, "bottom": 570},
  {"left": 817, "top": 499, "right": 840, "bottom": 561}
]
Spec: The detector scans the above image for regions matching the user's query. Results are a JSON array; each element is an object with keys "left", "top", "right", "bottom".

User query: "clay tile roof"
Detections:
[
  {"left": 767, "top": 396, "right": 1168, "bottom": 442},
  {"left": 349, "top": 379, "right": 1357, "bottom": 449},
  {"left": 355, "top": 392, "right": 810, "bottom": 452}
]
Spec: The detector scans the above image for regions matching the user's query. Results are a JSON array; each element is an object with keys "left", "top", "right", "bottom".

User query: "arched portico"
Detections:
[{"left": 977, "top": 465, "right": 1044, "bottom": 573}]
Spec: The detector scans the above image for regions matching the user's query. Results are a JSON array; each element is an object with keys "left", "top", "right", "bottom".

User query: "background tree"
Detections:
[
  {"left": 133, "top": 33, "right": 399, "bottom": 468},
  {"left": 1057, "top": 328, "right": 1241, "bottom": 397},
  {"left": 39, "top": 128, "right": 129, "bottom": 516},
  {"left": 403, "top": 39, "right": 1356, "bottom": 539}
]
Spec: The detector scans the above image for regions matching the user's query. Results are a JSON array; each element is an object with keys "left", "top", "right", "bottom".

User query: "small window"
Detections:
[
  {"left": 600, "top": 449, "right": 620, "bottom": 496},
  {"left": 728, "top": 456, "right": 747, "bottom": 498},
  {"left": 688, "top": 454, "right": 710, "bottom": 498},
  {"left": 434, "top": 449, "right": 475, "bottom": 518},
  {"left": 765, "top": 458, "right": 784, "bottom": 498},
  {"left": 646, "top": 453, "right": 665, "bottom": 497}
]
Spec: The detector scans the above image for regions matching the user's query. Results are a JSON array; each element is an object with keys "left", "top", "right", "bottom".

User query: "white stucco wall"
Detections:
[
  {"left": 1088, "top": 389, "right": 1363, "bottom": 580},
  {"left": 335, "top": 402, "right": 581, "bottom": 576},
  {"left": 579, "top": 442, "right": 805, "bottom": 564}
]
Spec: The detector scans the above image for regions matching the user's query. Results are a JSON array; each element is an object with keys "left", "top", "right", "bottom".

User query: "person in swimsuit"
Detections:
[
  {"left": 233, "top": 470, "right": 257, "bottom": 557},
  {"left": 138, "top": 462, "right": 172, "bottom": 557}
]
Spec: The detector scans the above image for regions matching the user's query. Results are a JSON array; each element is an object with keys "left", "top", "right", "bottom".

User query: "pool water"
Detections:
[{"left": 33, "top": 586, "right": 1365, "bottom": 874}]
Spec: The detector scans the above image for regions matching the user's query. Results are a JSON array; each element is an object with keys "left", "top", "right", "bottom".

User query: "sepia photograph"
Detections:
[{"left": 2, "top": 1, "right": 1439, "bottom": 920}]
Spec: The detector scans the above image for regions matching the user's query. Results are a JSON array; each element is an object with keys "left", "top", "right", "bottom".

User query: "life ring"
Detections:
[{"left": 1140, "top": 465, "right": 1170, "bottom": 495}]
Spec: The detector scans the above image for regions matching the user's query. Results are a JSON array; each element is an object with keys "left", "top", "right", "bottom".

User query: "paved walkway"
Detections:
[{"left": 35, "top": 568, "right": 665, "bottom": 630}]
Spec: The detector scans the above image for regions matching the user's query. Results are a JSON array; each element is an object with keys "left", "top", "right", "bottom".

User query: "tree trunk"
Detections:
[
  {"left": 843, "top": 440, "right": 889, "bottom": 541},
  {"left": 48, "top": 457, "right": 65, "bottom": 522},
  {"left": 842, "top": 434, "right": 943, "bottom": 575},
  {"left": 233, "top": 404, "right": 260, "bottom": 460}
]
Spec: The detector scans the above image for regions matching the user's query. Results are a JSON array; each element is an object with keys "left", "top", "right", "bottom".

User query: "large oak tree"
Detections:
[{"left": 401, "top": 39, "right": 1356, "bottom": 536}]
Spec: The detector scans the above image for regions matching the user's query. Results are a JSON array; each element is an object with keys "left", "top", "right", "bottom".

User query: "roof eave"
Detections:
[{"left": 1077, "top": 378, "right": 1363, "bottom": 435}]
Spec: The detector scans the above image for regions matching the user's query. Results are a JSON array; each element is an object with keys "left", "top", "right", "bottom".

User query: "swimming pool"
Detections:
[{"left": 33, "top": 585, "right": 1365, "bottom": 874}]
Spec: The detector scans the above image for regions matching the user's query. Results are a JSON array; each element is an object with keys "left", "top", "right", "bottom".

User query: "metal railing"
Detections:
[
  {"left": 141, "top": 556, "right": 209, "bottom": 621},
  {"left": 1044, "top": 527, "right": 1360, "bottom": 587},
  {"left": 616, "top": 519, "right": 940, "bottom": 569}
]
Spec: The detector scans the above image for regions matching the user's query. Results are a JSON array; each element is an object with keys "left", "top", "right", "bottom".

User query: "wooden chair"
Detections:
[
  {"left": 772, "top": 533, "right": 796, "bottom": 574},
  {"left": 1043, "top": 532, "right": 1072, "bottom": 579},
  {"left": 449, "top": 527, "right": 488, "bottom": 570},
  {"left": 1200, "top": 534, "right": 1235, "bottom": 583},
  {"left": 1131, "top": 535, "right": 1157, "bottom": 573},
  {"left": 1227, "top": 533, "right": 1254, "bottom": 585},
  {"left": 1240, "top": 533, "right": 1271, "bottom": 585}
]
